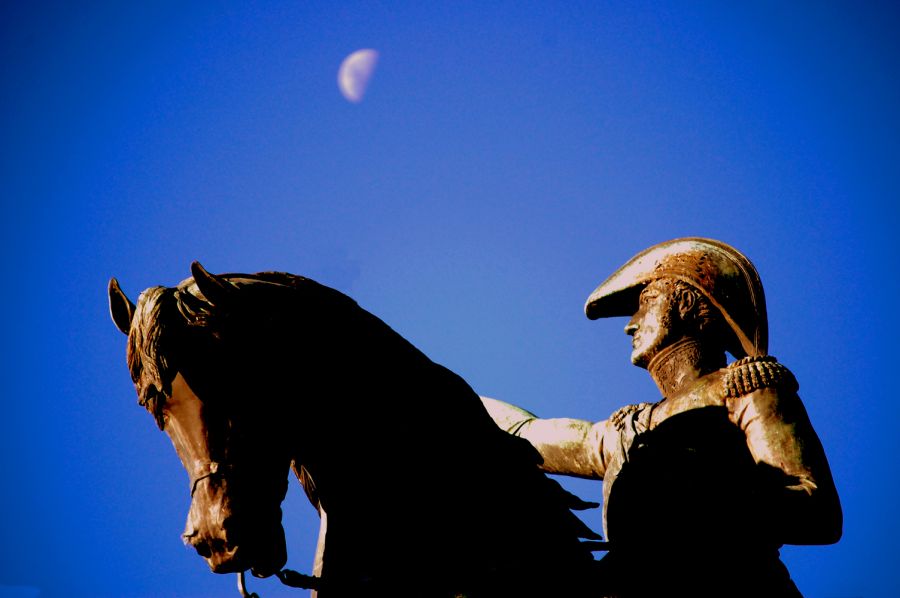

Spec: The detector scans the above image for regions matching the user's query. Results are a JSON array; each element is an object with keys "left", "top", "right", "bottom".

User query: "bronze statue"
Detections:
[
  {"left": 108, "top": 263, "right": 602, "bottom": 597},
  {"left": 483, "top": 238, "right": 842, "bottom": 597}
]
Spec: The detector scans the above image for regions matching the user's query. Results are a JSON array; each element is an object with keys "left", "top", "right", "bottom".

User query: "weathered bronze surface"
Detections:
[
  {"left": 109, "top": 262, "right": 602, "bottom": 597},
  {"left": 483, "top": 238, "right": 842, "bottom": 597}
]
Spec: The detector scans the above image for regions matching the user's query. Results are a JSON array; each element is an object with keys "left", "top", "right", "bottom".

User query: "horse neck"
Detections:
[{"left": 281, "top": 319, "right": 432, "bottom": 512}]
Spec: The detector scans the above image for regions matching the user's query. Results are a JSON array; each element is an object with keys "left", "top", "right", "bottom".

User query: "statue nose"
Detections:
[
  {"left": 183, "top": 527, "right": 213, "bottom": 558},
  {"left": 183, "top": 523, "right": 202, "bottom": 545}
]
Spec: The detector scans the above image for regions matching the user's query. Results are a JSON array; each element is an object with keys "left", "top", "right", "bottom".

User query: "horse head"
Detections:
[{"left": 108, "top": 263, "right": 293, "bottom": 579}]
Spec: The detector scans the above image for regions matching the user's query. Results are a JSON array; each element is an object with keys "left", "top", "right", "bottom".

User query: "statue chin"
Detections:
[
  {"left": 202, "top": 522, "right": 287, "bottom": 578},
  {"left": 205, "top": 545, "right": 244, "bottom": 574},
  {"left": 249, "top": 514, "right": 288, "bottom": 578},
  {"left": 249, "top": 534, "right": 287, "bottom": 578}
]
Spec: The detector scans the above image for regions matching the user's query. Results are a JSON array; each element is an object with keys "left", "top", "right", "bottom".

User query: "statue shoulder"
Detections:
[
  {"left": 723, "top": 355, "right": 798, "bottom": 398},
  {"left": 609, "top": 402, "right": 654, "bottom": 433}
]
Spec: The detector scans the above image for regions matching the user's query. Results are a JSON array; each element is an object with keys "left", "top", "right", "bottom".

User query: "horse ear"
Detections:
[
  {"left": 191, "top": 261, "right": 237, "bottom": 306},
  {"left": 108, "top": 278, "right": 136, "bottom": 335}
]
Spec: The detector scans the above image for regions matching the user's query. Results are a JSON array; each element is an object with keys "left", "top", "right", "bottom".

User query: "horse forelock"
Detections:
[
  {"left": 127, "top": 285, "right": 186, "bottom": 428},
  {"left": 128, "top": 271, "right": 362, "bottom": 427}
]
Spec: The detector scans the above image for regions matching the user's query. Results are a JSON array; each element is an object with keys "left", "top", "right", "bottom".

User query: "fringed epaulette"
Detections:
[
  {"left": 609, "top": 402, "right": 653, "bottom": 432},
  {"left": 724, "top": 355, "right": 798, "bottom": 398}
]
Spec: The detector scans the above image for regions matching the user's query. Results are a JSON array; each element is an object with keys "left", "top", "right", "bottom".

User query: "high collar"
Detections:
[{"left": 647, "top": 337, "right": 724, "bottom": 398}]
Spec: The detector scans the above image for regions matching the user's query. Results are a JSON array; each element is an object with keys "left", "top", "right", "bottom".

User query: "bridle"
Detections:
[
  {"left": 189, "top": 460, "right": 234, "bottom": 497},
  {"left": 187, "top": 461, "right": 321, "bottom": 597}
]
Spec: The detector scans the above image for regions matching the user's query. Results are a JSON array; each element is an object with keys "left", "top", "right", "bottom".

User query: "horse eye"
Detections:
[
  {"left": 140, "top": 383, "right": 169, "bottom": 430},
  {"left": 143, "top": 384, "right": 160, "bottom": 405}
]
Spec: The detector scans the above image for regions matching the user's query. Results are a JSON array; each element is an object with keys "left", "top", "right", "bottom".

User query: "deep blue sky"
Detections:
[{"left": 2, "top": 2, "right": 898, "bottom": 597}]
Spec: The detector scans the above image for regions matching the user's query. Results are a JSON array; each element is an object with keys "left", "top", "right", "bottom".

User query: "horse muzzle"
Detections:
[{"left": 183, "top": 490, "right": 287, "bottom": 576}]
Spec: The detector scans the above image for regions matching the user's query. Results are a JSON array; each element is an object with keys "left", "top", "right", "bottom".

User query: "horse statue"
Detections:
[{"left": 108, "top": 263, "right": 602, "bottom": 597}]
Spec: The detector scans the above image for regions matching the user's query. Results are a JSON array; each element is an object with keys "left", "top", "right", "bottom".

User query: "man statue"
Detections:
[{"left": 482, "top": 237, "right": 842, "bottom": 596}]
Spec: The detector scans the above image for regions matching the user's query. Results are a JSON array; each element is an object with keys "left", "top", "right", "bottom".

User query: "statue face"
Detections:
[{"left": 625, "top": 279, "right": 678, "bottom": 368}]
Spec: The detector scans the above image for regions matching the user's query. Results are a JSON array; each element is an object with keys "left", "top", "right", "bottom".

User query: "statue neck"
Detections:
[{"left": 647, "top": 337, "right": 724, "bottom": 398}]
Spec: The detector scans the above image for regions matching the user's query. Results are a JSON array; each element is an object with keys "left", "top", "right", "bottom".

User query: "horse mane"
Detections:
[{"left": 126, "top": 272, "right": 358, "bottom": 428}]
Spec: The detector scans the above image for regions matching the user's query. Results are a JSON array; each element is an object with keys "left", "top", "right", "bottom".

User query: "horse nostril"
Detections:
[
  {"left": 188, "top": 537, "right": 212, "bottom": 558},
  {"left": 209, "top": 537, "right": 227, "bottom": 554},
  {"left": 182, "top": 528, "right": 210, "bottom": 555}
]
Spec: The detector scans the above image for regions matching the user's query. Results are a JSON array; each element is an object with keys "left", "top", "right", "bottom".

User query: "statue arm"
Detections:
[
  {"left": 729, "top": 387, "right": 843, "bottom": 545},
  {"left": 480, "top": 397, "right": 609, "bottom": 479}
]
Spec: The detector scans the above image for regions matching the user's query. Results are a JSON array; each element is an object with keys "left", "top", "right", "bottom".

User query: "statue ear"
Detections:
[
  {"left": 108, "top": 278, "right": 136, "bottom": 335},
  {"left": 676, "top": 287, "right": 697, "bottom": 320},
  {"left": 191, "top": 261, "right": 237, "bottom": 307}
]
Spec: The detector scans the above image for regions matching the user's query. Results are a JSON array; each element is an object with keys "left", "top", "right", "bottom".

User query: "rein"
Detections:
[
  {"left": 237, "top": 569, "right": 321, "bottom": 598},
  {"left": 208, "top": 457, "right": 608, "bottom": 597},
  {"left": 186, "top": 461, "right": 320, "bottom": 597}
]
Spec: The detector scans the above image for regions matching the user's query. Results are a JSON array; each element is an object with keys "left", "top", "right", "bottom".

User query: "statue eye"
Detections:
[
  {"left": 142, "top": 383, "right": 161, "bottom": 405},
  {"left": 139, "top": 382, "right": 168, "bottom": 430},
  {"left": 640, "top": 291, "right": 658, "bottom": 305}
]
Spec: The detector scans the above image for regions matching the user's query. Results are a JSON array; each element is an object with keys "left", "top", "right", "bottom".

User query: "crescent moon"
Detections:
[{"left": 337, "top": 49, "right": 379, "bottom": 103}]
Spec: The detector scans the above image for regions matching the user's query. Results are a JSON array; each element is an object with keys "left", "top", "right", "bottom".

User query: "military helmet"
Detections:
[{"left": 584, "top": 237, "right": 768, "bottom": 358}]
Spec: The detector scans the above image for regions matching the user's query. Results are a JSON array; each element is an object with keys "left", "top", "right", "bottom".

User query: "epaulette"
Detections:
[
  {"left": 723, "top": 355, "right": 798, "bottom": 398},
  {"left": 609, "top": 402, "right": 653, "bottom": 432}
]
